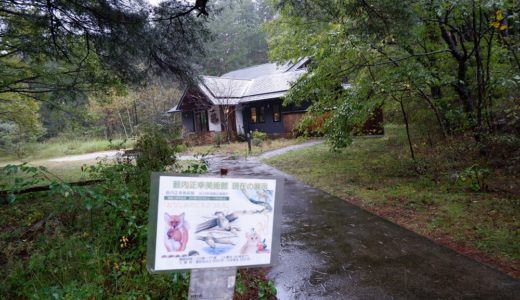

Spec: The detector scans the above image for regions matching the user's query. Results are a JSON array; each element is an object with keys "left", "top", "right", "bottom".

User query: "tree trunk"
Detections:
[
  {"left": 472, "top": 1, "right": 484, "bottom": 134},
  {"left": 117, "top": 110, "right": 129, "bottom": 139},
  {"left": 418, "top": 88, "right": 447, "bottom": 138},
  {"left": 437, "top": 15, "right": 475, "bottom": 129},
  {"left": 126, "top": 107, "right": 134, "bottom": 136},
  {"left": 133, "top": 99, "right": 139, "bottom": 134},
  {"left": 399, "top": 99, "right": 416, "bottom": 162}
]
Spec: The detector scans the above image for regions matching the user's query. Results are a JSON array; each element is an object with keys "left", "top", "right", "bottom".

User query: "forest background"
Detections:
[{"left": 0, "top": 0, "right": 273, "bottom": 160}]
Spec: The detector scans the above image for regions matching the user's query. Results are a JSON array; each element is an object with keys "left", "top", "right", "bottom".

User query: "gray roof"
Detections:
[
  {"left": 221, "top": 62, "right": 292, "bottom": 79},
  {"left": 200, "top": 76, "right": 250, "bottom": 103},
  {"left": 191, "top": 58, "right": 310, "bottom": 106}
]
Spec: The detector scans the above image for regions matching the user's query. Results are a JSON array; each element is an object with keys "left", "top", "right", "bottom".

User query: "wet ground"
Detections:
[{"left": 208, "top": 147, "right": 520, "bottom": 300}]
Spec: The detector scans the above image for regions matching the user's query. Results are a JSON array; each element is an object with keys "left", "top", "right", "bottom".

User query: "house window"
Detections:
[
  {"left": 259, "top": 106, "right": 265, "bottom": 123},
  {"left": 250, "top": 107, "right": 257, "bottom": 124},
  {"left": 272, "top": 104, "right": 281, "bottom": 122},
  {"left": 194, "top": 110, "right": 208, "bottom": 132}
]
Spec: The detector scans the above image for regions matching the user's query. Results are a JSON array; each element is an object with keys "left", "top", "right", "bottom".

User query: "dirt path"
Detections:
[
  {"left": 39, "top": 139, "right": 323, "bottom": 163},
  {"left": 47, "top": 150, "right": 123, "bottom": 162},
  {"left": 207, "top": 150, "right": 520, "bottom": 299},
  {"left": 257, "top": 140, "right": 323, "bottom": 160}
]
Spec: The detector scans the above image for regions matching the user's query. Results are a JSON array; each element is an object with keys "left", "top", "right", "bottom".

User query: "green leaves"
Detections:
[
  {"left": 0, "top": 0, "right": 210, "bottom": 133},
  {"left": 0, "top": 163, "right": 46, "bottom": 203},
  {"left": 267, "top": 0, "right": 520, "bottom": 148}
]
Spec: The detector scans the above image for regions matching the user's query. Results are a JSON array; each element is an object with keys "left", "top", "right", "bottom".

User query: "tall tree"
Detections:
[
  {"left": 202, "top": 0, "right": 274, "bottom": 75},
  {"left": 0, "top": 0, "right": 211, "bottom": 99},
  {"left": 266, "top": 0, "right": 520, "bottom": 150},
  {"left": 0, "top": 0, "right": 212, "bottom": 145}
]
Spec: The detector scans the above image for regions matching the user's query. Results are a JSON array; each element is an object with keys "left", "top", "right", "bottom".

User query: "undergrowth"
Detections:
[
  {"left": 0, "top": 128, "right": 185, "bottom": 298},
  {"left": 1, "top": 127, "right": 277, "bottom": 298}
]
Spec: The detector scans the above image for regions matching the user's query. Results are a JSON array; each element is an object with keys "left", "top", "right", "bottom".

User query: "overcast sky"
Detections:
[
  {"left": 147, "top": 0, "right": 194, "bottom": 6},
  {"left": 147, "top": 0, "right": 161, "bottom": 6}
]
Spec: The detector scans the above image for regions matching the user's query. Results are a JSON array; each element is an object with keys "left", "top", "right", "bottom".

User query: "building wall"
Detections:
[
  {"left": 235, "top": 105, "right": 245, "bottom": 135},
  {"left": 242, "top": 99, "right": 284, "bottom": 134},
  {"left": 182, "top": 111, "right": 194, "bottom": 132},
  {"left": 283, "top": 112, "right": 305, "bottom": 134},
  {"left": 281, "top": 101, "right": 311, "bottom": 113},
  {"left": 208, "top": 106, "right": 222, "bottom": 132}
]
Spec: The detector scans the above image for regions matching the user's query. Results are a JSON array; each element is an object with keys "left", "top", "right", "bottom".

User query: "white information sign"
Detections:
[{"left": 147, "top": 174, "right": 282, "bottom": 273}]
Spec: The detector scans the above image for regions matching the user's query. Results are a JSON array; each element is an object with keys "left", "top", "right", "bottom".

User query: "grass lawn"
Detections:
[
  {"left": 181, "top": 138, "right": 308, "bottom": 157},
  {"left": 264, "top": 125, "right": 520, "bottom": 278},
  {"left": 0, "top": 138, "right": 134, "bottom": 163},
  {"left": 0, "top": 157, "right": 115, "bottom": 189},
  {"left": 0, "top": 158, "right": 206, "bottom": 188}
]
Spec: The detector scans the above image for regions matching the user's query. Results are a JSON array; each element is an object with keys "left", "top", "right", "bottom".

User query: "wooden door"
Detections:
[{"left": 283, "top": 112, "right": 305, "bottom": 133}]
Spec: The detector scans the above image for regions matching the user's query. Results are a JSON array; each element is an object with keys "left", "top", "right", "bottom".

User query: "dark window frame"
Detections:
[
  {"left": 258, "top": 106, "right": 266, "bottom": 123},
  {"left": 272, "top": 104, "right": 281, "bottom": 122},
  {"left": 250, "top": 107, "right": 257, "bottom": 124},
  {"left": 193, "top": 110, "right": 209, "bottom": 132}
]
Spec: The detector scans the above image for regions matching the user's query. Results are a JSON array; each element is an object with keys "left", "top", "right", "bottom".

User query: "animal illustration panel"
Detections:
[{"left": 151, "top": 176, "right": 279, "bottom": 271}]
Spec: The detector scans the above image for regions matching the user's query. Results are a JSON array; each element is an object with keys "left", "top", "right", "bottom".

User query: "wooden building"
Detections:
[{"left": 167, "top": 58, "right": 311, "bottom": 145}]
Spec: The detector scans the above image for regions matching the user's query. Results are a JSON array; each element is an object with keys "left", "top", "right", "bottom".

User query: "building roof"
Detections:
[
  {"left": 171, "top": 58, "right": 310, "bottom": 111},
  {"left": 220, "top": 61, "right": 292, "bottom": 79}
]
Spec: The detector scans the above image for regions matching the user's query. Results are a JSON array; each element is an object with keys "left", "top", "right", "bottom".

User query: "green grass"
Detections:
[
  {"left": 265, "top": 125, "right": 520, "bottom": 275},
  {"left": 0, "top": 159, "right": 99, "bottom": 188},
  {"left": 0, "top": 137, "right": 135, "bottom": 187},
  {"left": 0, "top": 138, "right": 135, "bottom": 163},
  {"left": 0, "top": 137, "right": 303, "bottom": 188}
]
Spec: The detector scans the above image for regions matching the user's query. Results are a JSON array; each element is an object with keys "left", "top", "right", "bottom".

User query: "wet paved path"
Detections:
[{"left": 208, "top": 149, "right": 520, "bottom": 299}]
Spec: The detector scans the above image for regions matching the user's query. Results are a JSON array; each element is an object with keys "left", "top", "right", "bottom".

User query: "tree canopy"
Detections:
[
  {"left": 266, "top": 0, "right": 520, "bottom": 150},
  {"left": 0, "top": 0, "right": 212, "bottom": 146},
  {"left": 0, "top": 0, "right": 211, "bottom": 97},
  {"left": 202, "top": 0, "right": 274, "bottom": 76}
]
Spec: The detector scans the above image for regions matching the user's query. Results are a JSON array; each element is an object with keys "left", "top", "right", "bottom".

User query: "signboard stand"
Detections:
[
  {"left": 188, "top": 267, "right": 237, "bottom": 300},
  {"left": 147, "top": 173, "right": 283, "bottom": 299},
  {"left": 189, "top": 170, "right": 236, "bottom": 300}
]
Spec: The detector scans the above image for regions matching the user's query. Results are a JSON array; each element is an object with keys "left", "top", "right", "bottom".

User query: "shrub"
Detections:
[
  {"left": 183, "top": 156, "right": 209, "bottom": 174},
  {"left": 295, "top": 112, "right": 329, "bottom": 137},
  {"left": 455, "top": 165, "right": 490, "bottom": 192},
  {"left": 214, "top": 132, "right": 222, "bottom": 148},
  {"left": 134, "top": 126, "right": 175, "bottom": 175},
  {"left": 252, "top": 130, "right": 267, "bottom": 141},
  {"left": 0, "top": 122, "right": 43, "bottom": 159}
]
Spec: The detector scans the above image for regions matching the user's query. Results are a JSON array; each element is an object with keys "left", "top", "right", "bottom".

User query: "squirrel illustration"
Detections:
[{"left": 164, "top": 212, "right": 189, "bottom": 252}]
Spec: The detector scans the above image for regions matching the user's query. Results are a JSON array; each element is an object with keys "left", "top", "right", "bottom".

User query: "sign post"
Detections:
[
  {"left": 189, "top": 267, "right": 237, "bottom": 299},
  {"left": 147, "top": 174, "right": 283, "bottom": 299}
]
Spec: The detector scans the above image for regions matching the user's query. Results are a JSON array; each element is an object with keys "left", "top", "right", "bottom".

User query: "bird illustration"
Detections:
[
  {"left": 197, "top": 234, "right": 216, "bottom": 248},
  {"left": 196, "top": 212, "right": 238, "bottom": 233},
  {"left": 241, "top": 189, "right": 273, "bottom": 212},
  {"left": 196, "top": 232, "right": 236, "bottom": 248},
  {"left": 215, "top": 211, "right": 232, "bottom": 230}
]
